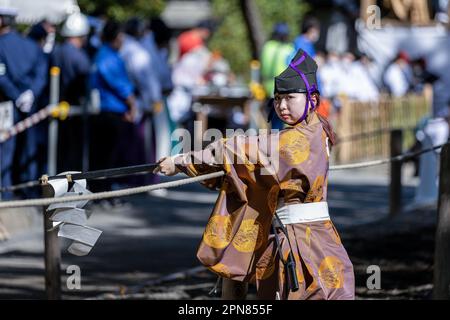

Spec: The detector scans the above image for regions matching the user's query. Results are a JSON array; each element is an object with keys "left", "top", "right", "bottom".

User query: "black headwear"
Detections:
[
  {"left": 274, "top": 48, "right": 318, "bottom": 95},
  {"left": 269, "top": 49, "right": 319, "bottom": 124}
]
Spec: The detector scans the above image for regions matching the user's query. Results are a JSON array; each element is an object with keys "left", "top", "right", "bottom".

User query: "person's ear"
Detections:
[{"left": 311, "top": 93, "right": 319, "bottom": 107}]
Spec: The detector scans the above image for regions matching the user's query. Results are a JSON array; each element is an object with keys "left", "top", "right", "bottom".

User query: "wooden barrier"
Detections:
[
  {"left": 334, "top": 94, "right": 430, "bottom": 164},
  {"left": 42, "top": 184, "right": 61, "bottom": 300}
]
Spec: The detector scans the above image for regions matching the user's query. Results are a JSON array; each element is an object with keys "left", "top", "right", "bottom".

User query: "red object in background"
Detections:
[
  {"left": 177, "top": 30, "right": 204, "bottom": 57},
  {"left": 397, "top": 51, "right": 410, "bottom": 63},
  {"left": 316, "top": 97, "right": 331, "bottom": 118}
]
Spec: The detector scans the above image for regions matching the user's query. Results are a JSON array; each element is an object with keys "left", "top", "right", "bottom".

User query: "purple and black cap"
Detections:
[
  {"left": 269, "top": 49, "right": 319, "bottom": 123},
  {"left": 274, "top": 48, "right": 318, "bottom": 95}
]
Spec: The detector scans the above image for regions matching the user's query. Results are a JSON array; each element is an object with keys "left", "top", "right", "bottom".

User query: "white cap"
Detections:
[
  {"left": 61, "top": 12, "right": 89, "bottom": 37},
  {"left": 0, "top": 6, "right": 17, "bottom": 16}
]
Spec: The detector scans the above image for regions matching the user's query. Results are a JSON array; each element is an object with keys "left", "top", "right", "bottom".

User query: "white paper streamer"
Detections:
[{"left": 46, "top": 171, "right": 101, "bottom": 256}]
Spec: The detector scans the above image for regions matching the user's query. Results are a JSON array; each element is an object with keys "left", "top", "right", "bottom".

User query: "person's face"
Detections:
[
  {"left": 274, "top": 93, "right": 307, "bottom": 125},
  {"left": 308, "top": 27, "right": 320, "bottom": 43},
  {"left": 112, "top": 32, "right": 124, "bottom": 50}
]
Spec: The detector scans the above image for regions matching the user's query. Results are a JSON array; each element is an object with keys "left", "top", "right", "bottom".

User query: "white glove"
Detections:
[{"left": 15, "top": 89, "right": 35, "bottom": 113}]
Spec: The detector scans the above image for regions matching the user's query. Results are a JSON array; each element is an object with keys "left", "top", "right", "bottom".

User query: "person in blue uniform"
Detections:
[
  {"left": 51, "top": 12, "right": 91, "bottom": 173},
  {"left": 89, "top": 20, "right": 137, "bottom": 193},
  {"left": 293, "top": 16, "right": 320, "bottom": 58},
  {"left": 0, "top": 7, "right": 47, "bottom": 199}
]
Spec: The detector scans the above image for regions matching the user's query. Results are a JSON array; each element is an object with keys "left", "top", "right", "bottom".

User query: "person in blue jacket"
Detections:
[
  {"left": 89, "top": 19, "right": 137, "bottom": 193},
  {"left": 293, "top": 16, "right": 320, "bottom": 58},
  {"left": 51, "top": 13, "right": 91, "bottom": 173},
  {"left": 0, "top": 7, "right": 47, "bottom": 199}
]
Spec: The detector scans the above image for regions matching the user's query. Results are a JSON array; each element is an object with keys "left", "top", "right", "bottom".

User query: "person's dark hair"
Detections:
[
  {"left": 271, "top": 22, "right": 290, "bottom": 42},
  {"left": 311, "top": 91, "right": 336, "bottom": 146},
  {"left": 150, "top": 17, "right": 172, "bottom": 47},
  {"left": 124, "top": 17, "right": 146, "bottom": 38},
  {"left": 301, "top": 16, "right": 320, "bottom": 34},
  {"left": 28, "top": 21, "right": 48, "bottom": 42},
  {"left": 101, "top": 19, "right": 122, "bottom": 44},
  {"left": 196, "top": 19, "right": 218, "bottom": 33}
]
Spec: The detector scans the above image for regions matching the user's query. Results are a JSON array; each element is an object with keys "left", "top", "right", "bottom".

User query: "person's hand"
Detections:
[
  {"left": 124, "top": 103, "right": 138, "bottom": 123},
  {"left": 124, "top": 95, "right": 138, "bottom": 122},
  {"left": 153, "top": 156, "right": 180, "bottom": 176},
  {"left": 15, "top": 90, "right": 35, "bottom": 113}
]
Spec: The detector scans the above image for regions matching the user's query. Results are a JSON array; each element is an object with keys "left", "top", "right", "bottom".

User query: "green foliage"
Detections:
[
  {"left": 209, "top": 0, "right": 310, "bottom": 77},
  {"left": 208, "top": 1, "right": 251, "bottom": 79},
  {"left": 78, "top": 0, "right": 166, "bottom": 21}
]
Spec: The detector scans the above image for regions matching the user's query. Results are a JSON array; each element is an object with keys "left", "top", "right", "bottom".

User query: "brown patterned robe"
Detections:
[{"left": 174, "top": 111, "right": 355, "bottom": 300}]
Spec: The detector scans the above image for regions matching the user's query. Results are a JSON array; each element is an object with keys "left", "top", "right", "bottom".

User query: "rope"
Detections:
[
  {"left": 1, "top": 142, "right": 448, "bottom": 194},
  {"left": 0, "top": 171, "right": 225, "bottom": 209},
  {"left": 330, "top": 142, "right": 446, "bottom": 170},
  {"left": 0, "top": 142, "right": 447, "bottom": 208}
]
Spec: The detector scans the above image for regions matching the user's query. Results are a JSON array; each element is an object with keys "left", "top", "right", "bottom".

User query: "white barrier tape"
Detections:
[{"left": 0, "top": 104, "right": 55, "bottom": 143}]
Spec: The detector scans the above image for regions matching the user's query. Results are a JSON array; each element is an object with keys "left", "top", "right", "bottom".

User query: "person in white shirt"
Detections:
[{"left": 383, "top": 51, "right": 413, "bottom": 97}]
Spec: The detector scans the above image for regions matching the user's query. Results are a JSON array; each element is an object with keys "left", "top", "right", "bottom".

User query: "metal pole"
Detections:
[
  {"left": 44, "top": 66, "right": 61, "bottom": 299},
  {"left": 47, "top": 67, "right": 60, "bottom": 176},
  {"left": 389, "top": 129, "right": 403, "bottom": 216},
  {"left": 433, "top": 143, "right": 450, "bottom": 299}
]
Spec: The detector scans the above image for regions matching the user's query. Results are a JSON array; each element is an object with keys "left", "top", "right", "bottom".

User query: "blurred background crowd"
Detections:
[{"left": 0, "top": 0, "right": 449, "bottom": 202}]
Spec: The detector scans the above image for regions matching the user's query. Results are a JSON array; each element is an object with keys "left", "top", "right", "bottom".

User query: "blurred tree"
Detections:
[
  {"left": 209, "top": 0, "right": 310, "bottom": 76},
  {"left": 78, "top": 0, "right": 166, "bottom": 20}
]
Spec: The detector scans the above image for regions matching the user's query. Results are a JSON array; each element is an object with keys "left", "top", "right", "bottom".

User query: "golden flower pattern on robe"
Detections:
[
  {"left": 232, "top": 219, "right": 264, "bottom": 253},
  {"left": 278, "top": 130, "right": 310, "bottom": 165},
  {"left": 203, "top": 215, "right": 233, "bottom": 249},
  {"left": 318, "top": 256, "right": 345, "bottom": 289}
]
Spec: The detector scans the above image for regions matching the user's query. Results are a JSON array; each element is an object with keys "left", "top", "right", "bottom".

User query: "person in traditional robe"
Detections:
[{"left": 155, "top": 49, "right": 355, "bottom": 300}]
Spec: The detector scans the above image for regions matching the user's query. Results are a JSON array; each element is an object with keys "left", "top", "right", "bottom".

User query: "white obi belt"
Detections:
[{"left": 275, "top": 199, "right": 330, "bottom": 225}]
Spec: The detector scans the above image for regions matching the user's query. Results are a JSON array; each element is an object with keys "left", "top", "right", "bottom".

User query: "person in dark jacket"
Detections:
[
  {"left": 51, "top": 12, "right": 91, "bottom": 173},
  {"left": 0, "top": 7, "right": 47, "bottom": 198}
]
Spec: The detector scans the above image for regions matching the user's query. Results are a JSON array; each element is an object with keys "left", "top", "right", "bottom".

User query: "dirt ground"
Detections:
[{"left": 103, "top": 205, "right": 437, "bottom": 300}]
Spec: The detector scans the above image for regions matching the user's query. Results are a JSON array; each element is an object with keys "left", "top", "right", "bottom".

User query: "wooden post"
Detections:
[
  {"left": 433, "top": 143, "right": 450, "bottom": 299},
  {"left": 42, "top": 184, "right": 61, "bottom": 300},
  {"left": 389, "top": 129, "right": 403, "bottom": 216},
  {"left": 221, "top": 278, "right": 248, "bottom": 300}
]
